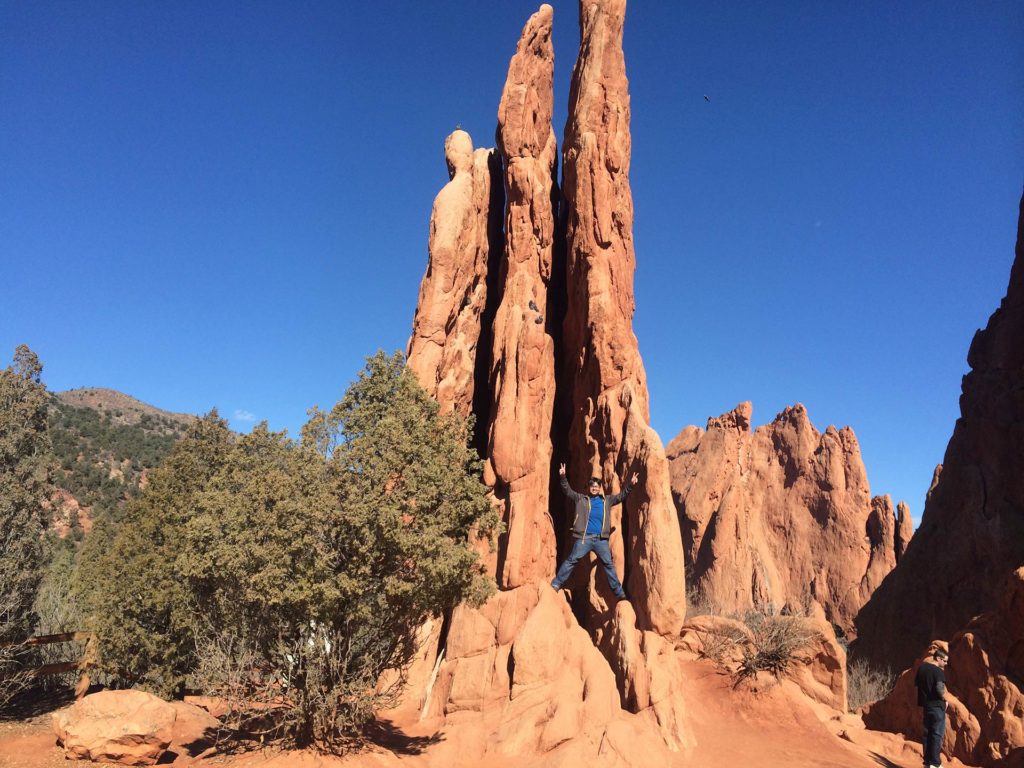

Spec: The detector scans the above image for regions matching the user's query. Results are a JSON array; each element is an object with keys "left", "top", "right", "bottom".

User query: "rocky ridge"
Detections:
[{"left": 667, "top": 401, "right": 909, "bottom": 638}]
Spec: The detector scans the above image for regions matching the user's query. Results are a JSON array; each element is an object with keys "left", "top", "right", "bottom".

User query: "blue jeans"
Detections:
[
  {"left": 550, "top": 537, "right": 626, "bottom": 599},
  {"left": 923, "top": 705, "right": 946, "bottom": 767}
]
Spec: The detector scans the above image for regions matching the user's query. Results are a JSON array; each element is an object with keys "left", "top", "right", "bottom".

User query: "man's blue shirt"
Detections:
[{"left": 585, "top": 496, "right": 605, "bottom": 536}]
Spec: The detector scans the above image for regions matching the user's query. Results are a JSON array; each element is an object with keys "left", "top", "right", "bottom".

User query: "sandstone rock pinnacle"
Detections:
[
  {"left": 488, "top": 4, "right": 558, "bottom": 588},
  {"left": 560, "top": 0, "right": 687, "bottom": 638},
  {"left": 407, "top": 130, "right": 502, "bottom": 417}
]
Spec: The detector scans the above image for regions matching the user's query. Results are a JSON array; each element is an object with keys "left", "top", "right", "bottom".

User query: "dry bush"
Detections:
[
  {"left": 847, "top": 657, "right": 896, "bottom": 709},
  {"left": 694, "top": 624, "right": 749, "bottom": 668},
  {"left": 685, "top": 581, "right": 718, "bottom": 619},
  {"left": 735, "top": 609, "right": 820, "bottom": 682}
]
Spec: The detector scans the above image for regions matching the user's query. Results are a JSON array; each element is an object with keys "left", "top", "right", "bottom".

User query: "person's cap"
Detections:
[
  {"left": 589, "top": 477, "right": 602, "bottom": 486},
  {"left": 933, "top": 648, "right": 949, "bottom": 660}
]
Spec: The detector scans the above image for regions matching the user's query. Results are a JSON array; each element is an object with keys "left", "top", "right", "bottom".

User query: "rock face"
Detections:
[
  {"left": 53, "top": 690, "right": 176, "bottom": 766},
  {"left": 403, "top": 0, "right": 692, "bottom": 751},
  {"left": 856, "top": 192, "right": 1024, "bottom": 669},
  {"left": 667, "top": 402, "right": 906, "bottom": 638},
  {"left": 560, "top": 0, "right": 686, "bottom": 638},
  {"left": 862, "top": 567, "right": 1024, "bottom": 767},
  {"left": 487, "top": 4, "right": 558, "bottom": 589},
  {"left": 407, "top": 129, "right": 503, "bottom": 419},
  {"left": 421, "top": 583, "right": 677, "bottom": 763}
]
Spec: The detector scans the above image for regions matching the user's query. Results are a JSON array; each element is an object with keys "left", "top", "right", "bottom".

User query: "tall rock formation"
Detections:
[
  {"left": 559, "top": 0, "right": 686, "bottom": 638},
  {"left": 487, "top": 5, "right": 559, "bottom": 589},
  {"left": 667, "top": 402, "right": 908, "bottom": 638},
  {"left": 407, "top": 130, "right": 502, "bottom": 418},
  {"left": 856, "top": 192, "right": 1024, "bottom": 668}
]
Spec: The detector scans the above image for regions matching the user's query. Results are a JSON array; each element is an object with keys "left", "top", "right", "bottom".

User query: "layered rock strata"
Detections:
[
  {"left": 487, "top": 4, "right": 558, "bottom": 589},
  {"left": 407, "top": 130, "right": 502, "bottom": 418},
  {"left": 856, "top": 192, "right": 1024, "bottom": 668},
  {"left": 667, "top": 402, "right": 908, "bottom": 637},
  {"left": 862, "top": 567, "right": 1024, "bottom": 767}
]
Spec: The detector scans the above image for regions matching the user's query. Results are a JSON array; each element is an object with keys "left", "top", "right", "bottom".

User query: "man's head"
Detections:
[
  {"left": 932, "top": 648, "right": 949, "bottom": 668},
  {"left": 588, "top": 477, "right": 602, "bottom": 496}
]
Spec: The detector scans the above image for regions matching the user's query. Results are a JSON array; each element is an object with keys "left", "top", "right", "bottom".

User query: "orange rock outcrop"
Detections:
[
  {"left": 862, "top": 567, "right": 1024, "bottom": 767},
  {"left": 667, "top": 402, "right": 908, "bottom": 638},
  {"left": 856, "top": 192, "right": 1024, "bottom": 669}
]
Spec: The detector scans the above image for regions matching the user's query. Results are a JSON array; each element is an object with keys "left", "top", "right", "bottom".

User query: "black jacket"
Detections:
[{"left": 558, "top": 475, "right": 633, "bottom": 539}]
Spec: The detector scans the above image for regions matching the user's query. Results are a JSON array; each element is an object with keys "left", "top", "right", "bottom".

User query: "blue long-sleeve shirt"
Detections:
[{"left": 585, "top": 497, "right": 605, "bottom": 536}]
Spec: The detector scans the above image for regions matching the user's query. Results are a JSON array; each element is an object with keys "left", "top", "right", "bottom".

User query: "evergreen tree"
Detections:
[
  {"left": 0, "top": 345, "right": 53, "bottom": 704},
  {"left": 77, "top": 411, "right": 232, "bottom": 694},
  {"left": 85, "top": 351, "right": 498, "bottom": 748}
]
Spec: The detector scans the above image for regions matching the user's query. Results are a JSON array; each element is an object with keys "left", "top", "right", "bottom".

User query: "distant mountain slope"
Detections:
[
  {"left": 47, "top": 389, "right": 196, "bottom": 530},
  {"left": 55, "top": 387, "right": 194, "bottom": 431}
]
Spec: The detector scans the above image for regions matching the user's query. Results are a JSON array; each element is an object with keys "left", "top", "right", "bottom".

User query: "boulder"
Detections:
[{"left": 52, "top": 689, "right": 176, "bottom": 766}]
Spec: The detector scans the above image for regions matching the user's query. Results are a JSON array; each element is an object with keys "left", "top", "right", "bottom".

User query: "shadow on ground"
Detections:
[
  {"left": 362, "top": 718, "right": 443, "bottom": 756},
  {"left": 869, "top": 752, "right": 902, "bottom": 768},
  {"left": 0, "top": 685, "right": 84, "bottom": 721}
]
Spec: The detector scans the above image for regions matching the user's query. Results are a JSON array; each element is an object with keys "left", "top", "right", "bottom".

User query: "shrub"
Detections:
[
  {"left": 847, "top": 657, "right": 896, "bottom": 710},
  {"left": 692, "top": 607, "right": 821, "bottom": 686},
  {"left": 735, "top": 609, "right": 820, "bottom": 682}
]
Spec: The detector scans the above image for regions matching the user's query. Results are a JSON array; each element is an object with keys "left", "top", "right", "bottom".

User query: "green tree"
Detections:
[
  {"left": 86, "top": 351, "right": 498, "bottom": 749},
  {"left": 0, "top": 345, "right": 53, "bottom": 704},
  {"left": 77, "top": 411, "right": 233, "bottom": 694}
]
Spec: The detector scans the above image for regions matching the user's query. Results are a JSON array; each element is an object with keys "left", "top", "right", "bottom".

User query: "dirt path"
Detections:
[{"left": 0, "top": 668, "right": 974, "bottom": 768}]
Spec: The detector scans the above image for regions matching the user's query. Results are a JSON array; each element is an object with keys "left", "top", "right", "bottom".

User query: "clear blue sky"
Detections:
[{"left": 2, "top": 1, "right": 1021, "bottom": 524}]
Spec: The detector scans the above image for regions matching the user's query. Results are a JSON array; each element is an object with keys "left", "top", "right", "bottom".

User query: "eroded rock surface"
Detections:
[
  {"left": 407, "top": 130, "right": 502, "bottom": 417},
  {"left": 487, "top": 4, "right": 558, "bottom": 589},
  {"left": 667, "top": 402, "right": 905, "bottom": 637},
  {"left": 856, "top": 192, "right": 1024, "bottom": 668},
  {"left": 418, "top": 584, "right": 677, "bottom": 763}
]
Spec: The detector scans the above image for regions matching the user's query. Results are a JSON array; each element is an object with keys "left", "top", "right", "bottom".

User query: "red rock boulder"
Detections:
[{"left": 53, "top": 689, "right": 176, "bottom": 766}]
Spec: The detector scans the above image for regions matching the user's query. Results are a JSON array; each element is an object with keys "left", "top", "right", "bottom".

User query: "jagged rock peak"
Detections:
[{"left": 668, "top": 401, "right": 901, "bottom": 636}]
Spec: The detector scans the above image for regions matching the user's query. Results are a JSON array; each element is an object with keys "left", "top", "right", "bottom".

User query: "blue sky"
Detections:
[{"left": 2, "top": 1, "right": 1021, "bottom": 524}]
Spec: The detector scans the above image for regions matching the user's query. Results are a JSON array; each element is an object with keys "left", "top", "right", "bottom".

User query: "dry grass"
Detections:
[{"left": 846, "top": 657, "right": 896, "bottom": 709}]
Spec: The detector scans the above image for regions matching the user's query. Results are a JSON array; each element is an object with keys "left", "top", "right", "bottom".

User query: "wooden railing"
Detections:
[{"left": 16, "top": 631, "right": 96, "bottom": 698}]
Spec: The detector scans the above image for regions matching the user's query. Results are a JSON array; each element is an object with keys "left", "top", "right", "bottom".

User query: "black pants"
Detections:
[{"left": 922, "top": 704, "right": 946, "bottom": 766}]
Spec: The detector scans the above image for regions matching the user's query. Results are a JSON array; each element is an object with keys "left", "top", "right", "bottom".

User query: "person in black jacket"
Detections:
[
  {"left": 550, "top": 462, "right": 638, "bottom": 600},
  {"left": 914, "top": 647, "right": 949, "bottom": 768}
]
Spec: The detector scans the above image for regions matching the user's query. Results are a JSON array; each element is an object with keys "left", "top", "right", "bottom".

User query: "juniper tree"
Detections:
[{"left": 0, "top": 346, "right": 53, "bottom": 704}]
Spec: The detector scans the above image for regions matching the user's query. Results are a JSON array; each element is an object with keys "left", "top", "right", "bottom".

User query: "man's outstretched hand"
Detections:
[{"left": 558, "top": 463, "right": 567, "bottom": 477}]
